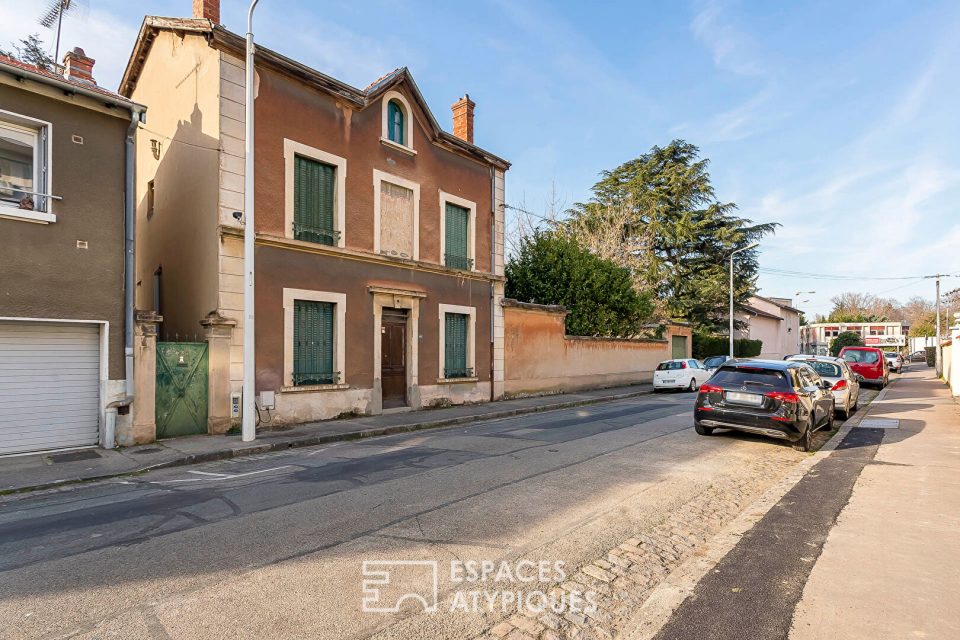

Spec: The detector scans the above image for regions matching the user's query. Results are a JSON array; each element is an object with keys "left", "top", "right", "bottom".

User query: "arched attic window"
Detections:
[{"left": 387, "top": 99, "right": 405, "bottom": 145}]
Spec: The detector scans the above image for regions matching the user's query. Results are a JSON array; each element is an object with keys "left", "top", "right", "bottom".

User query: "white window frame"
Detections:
[
  {"left": 373, "top": 169, "right": 420, "bottom": 261},
  {"left": 379, "top": 90, "right": 416, "bottom": 155},
  {"left": 0, "top": 109, "right": 54, "bottom": 224},
  {"left": 438, "top": 303, "right": 477, "bottom": 381},
  {"left": 282, "top": 288, "right": 347, "bottom": 389},
  {"left": 438, "top": 191, "right": 476, "bottom": 272},
  {"left": 283, "top": 139, "right": 346, "bottom": 248}
]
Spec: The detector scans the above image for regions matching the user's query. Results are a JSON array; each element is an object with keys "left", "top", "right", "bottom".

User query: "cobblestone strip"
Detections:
[{"left": 473, "top": 457, "right": 797, "bottom": 640}]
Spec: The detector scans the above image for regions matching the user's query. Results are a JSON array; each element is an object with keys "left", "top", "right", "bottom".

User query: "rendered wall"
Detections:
[{"left": 503, "top": 301, "right": 691, "bottom": 397}]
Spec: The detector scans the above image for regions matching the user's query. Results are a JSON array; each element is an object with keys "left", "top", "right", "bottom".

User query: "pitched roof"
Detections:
[
  {"left": 119, "top": 18, "right": 509, "bottom": 169},
  {"left": 0, "top": 55, "right": 143, "bottom": 112},
  {"left": 754, "top": 295, "right": 802, "bottom": 314},
  {"left": 741, "top": 304, "right": 784, "bottom": 321}
]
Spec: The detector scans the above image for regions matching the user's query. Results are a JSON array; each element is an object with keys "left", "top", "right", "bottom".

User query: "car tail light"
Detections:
[
  {"left": 832, "top": 379, "right": 848, "bottom": 391},
  {"left": 765, "top": 391, "right": 799, "bottom": 404},
  {"left": 699, "top": 383, "right": 723, "bottom": 394}
]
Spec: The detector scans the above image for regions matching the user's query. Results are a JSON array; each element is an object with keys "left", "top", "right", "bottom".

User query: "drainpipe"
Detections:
[{"left": 124, "top": 108, "right": 143, "bottom": 399}]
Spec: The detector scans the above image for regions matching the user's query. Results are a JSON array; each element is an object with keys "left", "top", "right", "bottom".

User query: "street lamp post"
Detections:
[
  {"left": 242, "top": 0, "right": 261, "bottom": 443},
  {"left": 729, "top": 242, "right": 760, "bottom": 358}
]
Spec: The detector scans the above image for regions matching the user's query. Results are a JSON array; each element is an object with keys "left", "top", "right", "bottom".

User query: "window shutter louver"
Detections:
[
  {"left": 294, "top": 155, "right": 336, "bottom": 246},
  {"left": 444, "top": 203, "right": 470, "bottom": 269},
  {"left": 444, "top": 313, "right": 469, "bottom": 378},
  {"left": 294, "top": 300, "right": 336, "bottom": 385}
]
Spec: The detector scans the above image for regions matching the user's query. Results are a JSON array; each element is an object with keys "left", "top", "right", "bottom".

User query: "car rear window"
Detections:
[
  {"left": 711, "top": 367, "right": 789, "bottom": 389},
  {"left": 657, "top": 361, "right": 684, "bottom": 371},
  {"left": 842, "top": 350, "right": 880, "bottom": 364},
  {"left": 703, "top": 356, "right": 727, "bottom": 368},
  {"left": 807, "top": 361, "right": 842, "bottom": 377}
]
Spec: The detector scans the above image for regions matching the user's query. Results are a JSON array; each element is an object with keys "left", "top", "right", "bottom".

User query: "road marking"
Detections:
[{"left": 186, "top": 466, "right": 294, "bottom": 480}]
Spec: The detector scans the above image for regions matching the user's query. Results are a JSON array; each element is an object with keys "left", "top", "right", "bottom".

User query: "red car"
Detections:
[{"left": 839, "top": 346, "right": 889, "bottom": 388}]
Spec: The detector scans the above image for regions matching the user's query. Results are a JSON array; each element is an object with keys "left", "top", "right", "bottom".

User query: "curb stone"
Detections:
[{"left": 3, "top": 387, "right": 655, "bottom": 496}]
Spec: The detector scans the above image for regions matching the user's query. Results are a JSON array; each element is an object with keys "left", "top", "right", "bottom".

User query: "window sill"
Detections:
[
  {"left": 280, "top": 383, "right": 350, "bottom": 393},
  {"left": 437, "top": 377, "right": 479, "bottom": 385},
  {"left": 379, "top": 137, "right": 417, "bottom": 157},
  {"left": 0, "top": 206, "right": 56, "bottom": 224}
]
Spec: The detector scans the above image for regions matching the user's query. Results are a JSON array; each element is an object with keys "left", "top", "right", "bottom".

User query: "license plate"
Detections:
[
  {"left": 725, "top": 391, "right": 763, "bottom": 406},
  {"left": 662, "top": 379, "right": 674, "bottom": 384}
]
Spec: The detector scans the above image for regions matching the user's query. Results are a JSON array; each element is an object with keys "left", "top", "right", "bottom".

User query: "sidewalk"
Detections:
[
  {"left": 0, "top": 383, "right": 653, "bottom": 495},
  {"left": 790, "top": 368, "right": 960, "bottom": 639}
]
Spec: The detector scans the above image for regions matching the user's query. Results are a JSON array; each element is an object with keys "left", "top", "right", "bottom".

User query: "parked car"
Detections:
[
  {"left": 693, "top": 359, "right": 835, "bottom": 452},
  {"left": 653, "top": 359, "right": 707, "bottom": 391},
  {"left": 908, "top": 350, "right": 926, "bottom": 363},
  {"left": 839, "top": 346, "right": 889, "bottom": 387},
  {"left": 786, "top": 355, "right": 861, "bottom": 419},
  {"left": 884, "top": 351, "right": 903, "bottom": 373},
  {"left": 702, "top": 355, "right": 734, "bottom": 374}
]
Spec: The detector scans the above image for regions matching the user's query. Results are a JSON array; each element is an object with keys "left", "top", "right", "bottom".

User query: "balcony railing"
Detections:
[
  {"left": 444, "top": 253, "right": 474, "bottom": 271},
  {"left": 293, "top": 222, "right": 341, "bottom": 246},
  {"left": 292, "top": 370, "right": 341, "bottom": 386}
]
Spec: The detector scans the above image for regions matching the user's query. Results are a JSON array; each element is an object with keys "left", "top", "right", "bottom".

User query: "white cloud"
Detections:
[{"left": 690, "top": 0, "right": 765, "bottom": 77}]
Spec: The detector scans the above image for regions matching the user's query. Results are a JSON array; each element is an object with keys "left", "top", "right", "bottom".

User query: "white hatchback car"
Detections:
[
  {"left": 786, "top": 355, "right": 862, "bottom": 419},
  {"left": 653, "top": 359, "right": 706, "bottom": 391}
]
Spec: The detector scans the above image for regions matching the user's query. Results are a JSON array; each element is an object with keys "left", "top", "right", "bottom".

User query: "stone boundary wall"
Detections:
[{"left": 503, "top": 299, "right": 691, "bottom": 398}]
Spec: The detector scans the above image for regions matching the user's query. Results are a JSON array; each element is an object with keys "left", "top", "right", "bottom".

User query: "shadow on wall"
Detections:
[{"left": 136, "top": 102, "right": 221, "bottom": 341}]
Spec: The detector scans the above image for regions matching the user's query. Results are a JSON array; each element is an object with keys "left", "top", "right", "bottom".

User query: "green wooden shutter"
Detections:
[
  {"left": 444, "top": 313, "right": 469, "bottom": 378},
  {"left": 444, "top": 203, "right": 470, "bottom": 269},
  {"left": 294, "top": 155, "right": 336, "bottom": 246},
  {"left": 388, "top": 100, "right": 404, "bottom": 144},
  {"left": 294, "top": 300, "right": 336, "bottom": 385}
]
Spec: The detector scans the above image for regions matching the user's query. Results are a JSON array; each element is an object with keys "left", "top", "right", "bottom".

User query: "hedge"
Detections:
[
  {"left": 925, "top": 346, "right": 936, "bottom": 368},
  {"left": 693, "top": 335, "right": 763, "bottom": 359}
]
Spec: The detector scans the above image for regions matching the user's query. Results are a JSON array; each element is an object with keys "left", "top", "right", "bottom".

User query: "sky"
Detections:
[{"left": 2, "top": 0, "right": 959, "bottom": 317}]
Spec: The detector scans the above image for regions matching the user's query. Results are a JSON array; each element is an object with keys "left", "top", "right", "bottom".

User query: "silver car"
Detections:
[
  {"left": 702, "top": 354, "right": 734, "bottom": 375},
  {"left": 884, "top": 352, "right": 903, "bottom": 374},
  {"left": 786, "top": 355, "right": 862, "bottom": 419}
]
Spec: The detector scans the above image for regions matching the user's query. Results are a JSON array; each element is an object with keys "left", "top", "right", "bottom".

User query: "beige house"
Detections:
[{"left": 737, "top": 296, "right": 802, "bottom": 359}]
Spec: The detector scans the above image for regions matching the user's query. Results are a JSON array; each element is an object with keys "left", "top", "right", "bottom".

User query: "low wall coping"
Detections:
[
  {"left": 564, "top": 334, "right": 667, "bottom": 345},
  {"left": 501, "top": 298, "right": 568, "bottom": 314}
]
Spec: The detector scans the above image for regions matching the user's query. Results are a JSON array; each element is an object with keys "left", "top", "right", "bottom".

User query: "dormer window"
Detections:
[
  {"left": 380, "top": 90, "right": 416, "bottom": 156},
  {"left": 387, "top": 100, "right": 405, "bottom": 145}
]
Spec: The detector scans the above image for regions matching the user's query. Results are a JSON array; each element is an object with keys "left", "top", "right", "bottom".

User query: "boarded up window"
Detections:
[{"left": 379, "top": 181, "right": 414, "bottom": 259}]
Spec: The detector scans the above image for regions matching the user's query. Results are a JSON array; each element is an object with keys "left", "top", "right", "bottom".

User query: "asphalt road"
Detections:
[{"left": 0, "top": 388, "right": 871, "bottom": 640}]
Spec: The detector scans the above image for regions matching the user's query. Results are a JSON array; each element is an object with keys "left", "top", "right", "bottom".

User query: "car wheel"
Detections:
[
  {"left": 792, "top": 426, "right": 813, "bottom": 452},
  {"left": 694, "top": 423, "right": 713, "bottom": 436},
  {"left": 825, "top": 408, "right": 836, "bottom": 431},
  {"left": 688, "top": 378, "right": 698, "bottom": 392},
  {"left": 851, "top": 395, "right": 858, "bottom": 411}
]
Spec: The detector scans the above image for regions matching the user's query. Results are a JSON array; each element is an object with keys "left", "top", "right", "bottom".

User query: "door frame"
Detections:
[{"left": 370, "top": 286, "right": 424, "bottom": 414}]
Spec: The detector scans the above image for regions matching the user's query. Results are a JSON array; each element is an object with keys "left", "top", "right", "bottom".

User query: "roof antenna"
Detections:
[{"left": 38, "top": 0, "right": 86, "bottom": 67}]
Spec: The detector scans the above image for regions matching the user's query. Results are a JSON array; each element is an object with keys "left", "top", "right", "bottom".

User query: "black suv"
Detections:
[{"left": 693, "top": 359, "right": 835, "bottom": 451}]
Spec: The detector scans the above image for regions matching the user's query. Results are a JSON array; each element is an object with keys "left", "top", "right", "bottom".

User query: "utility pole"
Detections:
[
  {"left": 241, "top": 0, "right": 261, "bottom": 442},
  {"left": 729, "top": 242, "right": 759, "bottom": 358},
  {"left": 935, "top": 274, "right": 942, "bottom": 377}
]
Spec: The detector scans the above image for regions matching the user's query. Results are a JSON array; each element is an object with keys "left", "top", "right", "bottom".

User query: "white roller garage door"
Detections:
[{"left": 0, "top": 321, "right": 101, "bottom": 456}]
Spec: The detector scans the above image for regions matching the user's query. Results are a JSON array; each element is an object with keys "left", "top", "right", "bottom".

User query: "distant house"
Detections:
[
  {"left": 736, "top": 296, "right": 802, "bottom": 359},
  {"left": 0, "top": 50, "right": 145, "bottom": 454},
  {"left": 120, "top": 0, "right": 509, "bottom": 427},
  {"left": 802, "top": 321, "right": 907, "bottom": 356}
]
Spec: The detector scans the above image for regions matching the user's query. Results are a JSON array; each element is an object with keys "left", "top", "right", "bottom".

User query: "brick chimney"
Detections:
[
  {"left": 451, "top": 94, "right": 475, "bottom": 144},
  {"left": 193, "top": 0, "right": 220, "bottom": 23},
  {"left": 63, "top": 48, "right": 96, "bottom": 85}
]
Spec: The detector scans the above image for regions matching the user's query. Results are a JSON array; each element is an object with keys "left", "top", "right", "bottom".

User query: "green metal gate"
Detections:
[
  {"left": 671, "top": 335, "right": 687, "bottom": 359},
  {"left": 156, "top": 342, "right": 209, "bottom": 438}
]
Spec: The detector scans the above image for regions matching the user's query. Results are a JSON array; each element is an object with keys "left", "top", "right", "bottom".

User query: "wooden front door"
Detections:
[{"left": 381, "top": 309, "right": 408, "bottom": 408}]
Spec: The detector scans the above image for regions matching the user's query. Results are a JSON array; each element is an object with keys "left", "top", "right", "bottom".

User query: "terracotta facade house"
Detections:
[
  {"left": 120, "top": 1, "right": 509, "bottom": 427},
  {"left": 0, "top": 50, "right": 145, "bottom": 454}
]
